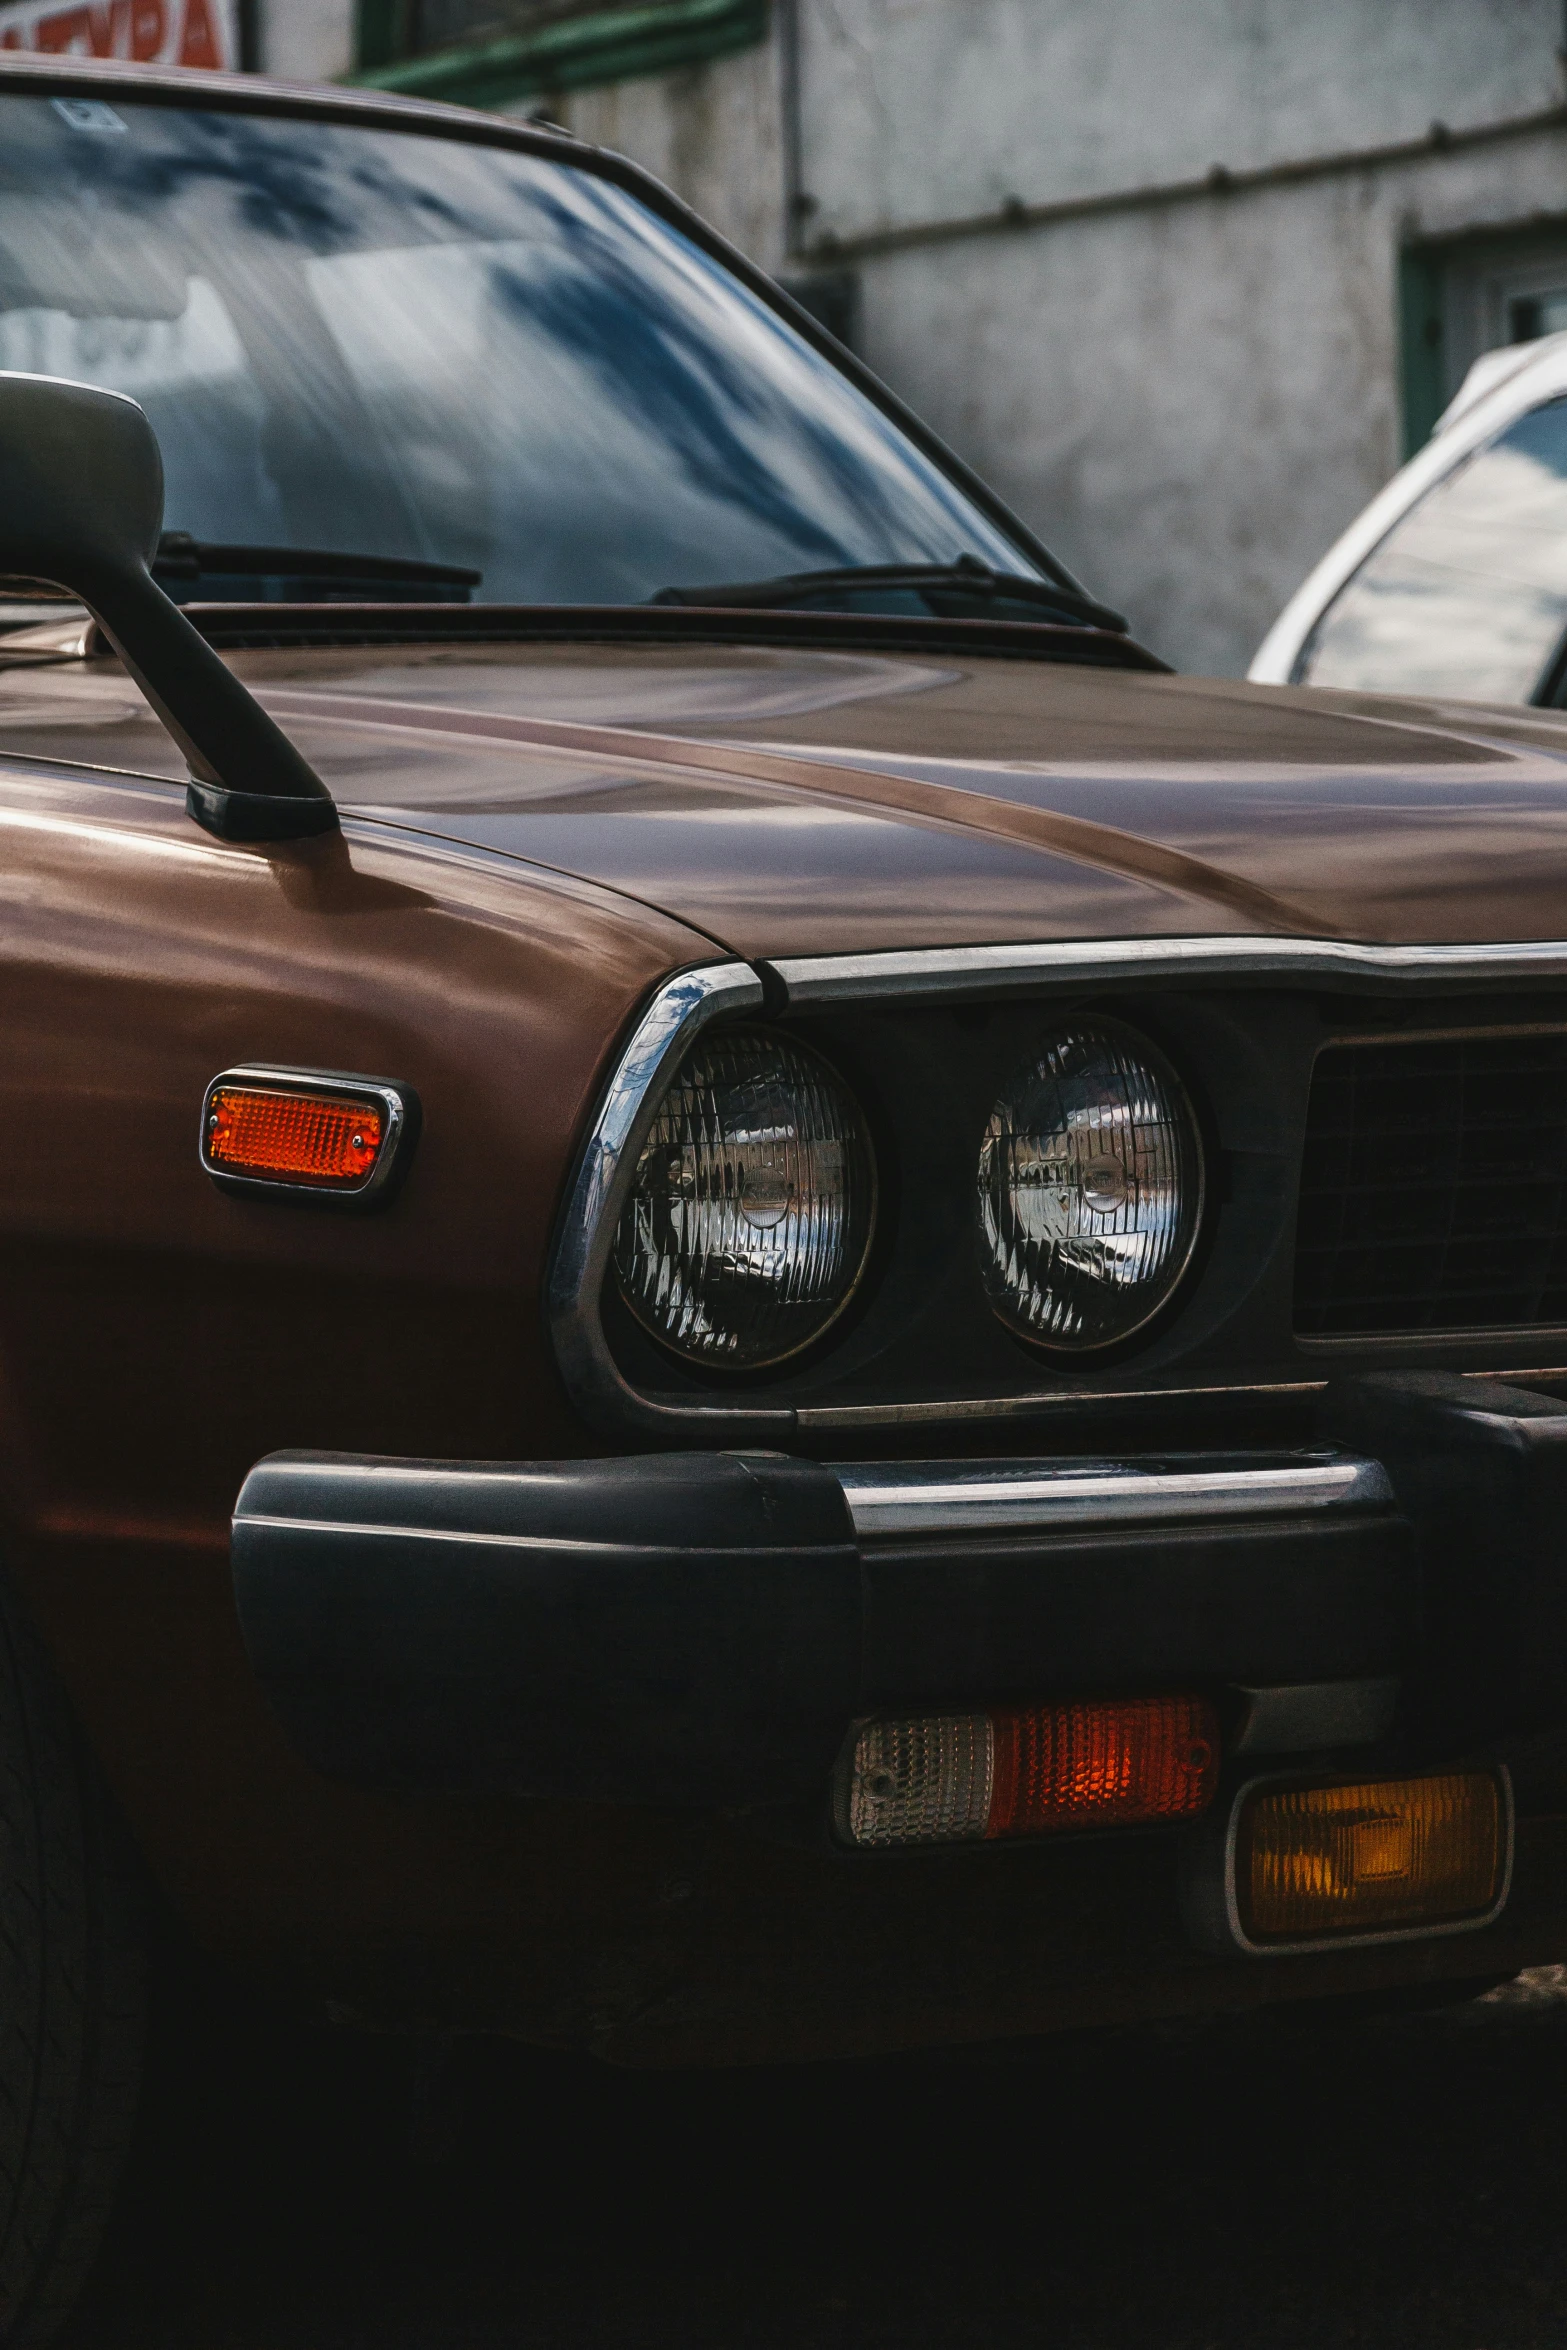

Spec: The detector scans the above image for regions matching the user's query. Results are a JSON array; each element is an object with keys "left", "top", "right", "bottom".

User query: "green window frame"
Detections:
[
  {"left": 351, "top": 0, "right": 769, "bottom": 107},
  {"left": 1397, "top": 244, "right": 1448, "bottom": 461},
  {"left": 1399, "top": 217, "right": 1567, "bottom": 457}
]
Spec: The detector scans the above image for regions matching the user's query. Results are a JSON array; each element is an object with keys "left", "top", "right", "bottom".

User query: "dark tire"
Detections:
[{"left": 0, "top": 1573, "right": 148, "bottom": 2346}]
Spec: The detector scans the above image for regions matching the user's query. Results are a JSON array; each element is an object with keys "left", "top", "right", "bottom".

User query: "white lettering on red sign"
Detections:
[{"left": 0, "top": 0, "right": 236, "bottom": 66}]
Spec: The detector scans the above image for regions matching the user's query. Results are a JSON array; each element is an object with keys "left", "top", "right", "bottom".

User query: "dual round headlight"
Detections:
[
  {"left": 613, "top": 1015, "right": 1203, "bottom": 1368},
  {"left": 613, "top": 1029, "right": 876, "bottom": 1368},
  {"left": 976, "top": 1017, "right": 1205, "bottom": 1351}
]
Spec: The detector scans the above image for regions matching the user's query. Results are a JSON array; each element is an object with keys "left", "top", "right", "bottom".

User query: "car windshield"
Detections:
[
  {"left": 1298, "top": 396, "right": 1567, "bottom": 703},
  {"left": 0, "top": 93, "right": 1041, "bottom": 607}
]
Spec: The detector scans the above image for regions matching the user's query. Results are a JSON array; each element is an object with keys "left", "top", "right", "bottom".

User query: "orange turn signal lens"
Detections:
[
  {"left": 837, "top": 1695, "right": 1220, "bottom": 1848},
  {"left": 206, "top": 1085, "right": 384, "bottom": 1188},
  {"left": 1234, "top": 1770, "right": 1508, "bottom": 1946}
]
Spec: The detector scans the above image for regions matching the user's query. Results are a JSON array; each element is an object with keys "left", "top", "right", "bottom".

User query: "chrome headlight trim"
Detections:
[
  {"left": 547, "top": 934, "right": 1567, "bottom": 1437},
  {"left": 546, "top": 962, "right": 792, "bottom": 1435}
]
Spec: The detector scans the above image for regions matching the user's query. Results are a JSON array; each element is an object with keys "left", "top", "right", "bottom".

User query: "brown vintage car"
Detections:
[{"left": 2, "top": 45, "right": 1567, "bottom": 2341}]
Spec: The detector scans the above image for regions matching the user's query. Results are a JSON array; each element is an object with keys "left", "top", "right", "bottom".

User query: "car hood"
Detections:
[{"left": 6, "top": 636, "right": 1567, "bottom": 957}]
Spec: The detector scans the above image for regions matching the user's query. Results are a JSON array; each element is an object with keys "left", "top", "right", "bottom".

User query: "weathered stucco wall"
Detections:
[
  {"left": 853, "top": 124, "right": 1567, "bottom": 675},
  {"left": 794, "top": 0, "right": 1562, "bottom": 239},
  {"left": 543, "top": 1, "right": 1567, "bottom": 674},
  {"left": 255, "top": 0, "right": 1567, "bottom": 679},
  {"left": 260, "top": 0, "right": 354, "bottom": 83},
  {"left": 794, "top": 0, "right": 1567, "bottom": 672}
]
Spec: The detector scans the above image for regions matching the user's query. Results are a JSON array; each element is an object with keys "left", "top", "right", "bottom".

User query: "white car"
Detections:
[{"left": 1251, "top": 333, "right": 1567, "bottom": 705}]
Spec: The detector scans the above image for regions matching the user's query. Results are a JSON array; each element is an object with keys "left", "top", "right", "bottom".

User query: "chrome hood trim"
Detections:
[{"left": 768, "top": 933, "right": 1567, "bottom": 1006}]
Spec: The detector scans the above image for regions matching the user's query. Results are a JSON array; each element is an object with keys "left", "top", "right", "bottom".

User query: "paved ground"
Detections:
[{"left": 65, "top": 1966, "right": 1567, "bottom": 2348}]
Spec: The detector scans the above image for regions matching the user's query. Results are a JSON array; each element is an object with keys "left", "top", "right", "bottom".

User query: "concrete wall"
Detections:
[
  {"left": 255, "top": 0, "right": 1567, "bottom": 679},
  {"left": 853, "top": 125, "right": 1567, "bottom": 676},
  {"left": 554, "top": 1, "right": 1567, "bottom": 676},
  {"left": 779, "top": 1, "right": 1567, "bottom": 672},
  {"left": 794, "top": 0, "right": 1562, "bottom": 239},
  {"left": 258, "top": 0, "right": 354, "bottom": 83}
]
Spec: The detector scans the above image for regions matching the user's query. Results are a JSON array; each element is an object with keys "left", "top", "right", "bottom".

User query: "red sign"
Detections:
[{"left": 0, "top": 0, "right": 236, "bottom": 66}]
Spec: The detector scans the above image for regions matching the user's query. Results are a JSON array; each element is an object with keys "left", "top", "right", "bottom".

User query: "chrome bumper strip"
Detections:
[{"left": 835, "top": 1449, "right": 1393, "bottom": 1539}]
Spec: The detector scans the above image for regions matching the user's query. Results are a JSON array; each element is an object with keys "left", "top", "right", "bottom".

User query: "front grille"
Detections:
[{"left": 1294, "top": 1030, "right": 1567, "bottom": 1335}]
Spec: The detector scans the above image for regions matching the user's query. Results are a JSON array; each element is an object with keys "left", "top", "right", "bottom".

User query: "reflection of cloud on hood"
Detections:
[
  {"left": 321, "top": 699, "right": 1567, "bottom": 956},
  {"left": 784, "top": 744, "right": 1567, "bottom": 934},
  {"left": 358, "top": 797, "right": 1192, "bottom": 961},
  {"left": 313, "top": 650, "right": 958, "bottom": 732}
]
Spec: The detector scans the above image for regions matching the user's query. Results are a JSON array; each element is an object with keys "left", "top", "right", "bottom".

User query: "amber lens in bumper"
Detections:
[
  {"left": 206, "top": 1086, "right": 384, "bottom": 1187},
  {"left": 838, "top": 1695, "right": 1220, "bottom": 1847},
  {"left": 1235, "top": 1770, "right": 1507, "bottom": 1945}
]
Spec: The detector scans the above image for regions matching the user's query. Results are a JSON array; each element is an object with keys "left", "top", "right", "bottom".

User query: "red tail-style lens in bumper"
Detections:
[{"left": 836, "top": 1694, "right": 1221, "bottom": 1847}]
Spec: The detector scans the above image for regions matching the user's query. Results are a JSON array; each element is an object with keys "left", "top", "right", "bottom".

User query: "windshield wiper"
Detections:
[
  {"left": 651, "top": 555, "right": 1126, "bottom": 633},
  {"left": 153, "top": 533, "right": 481, "bottom": 605}
]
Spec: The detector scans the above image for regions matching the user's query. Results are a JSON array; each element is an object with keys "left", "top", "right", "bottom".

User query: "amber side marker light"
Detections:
[
  {"left": 836, "top": 1695, "right": 1220, "bottom": 1848},
  {"left": 210, "top": 1086, "right": 381, "bottom": 1184},
  {"left": 1225, "top": 1769, "right": 1512, "bottom": 1953},
  {"left": 200, "top": 1066, "right": 417, "bottom": 1206}
]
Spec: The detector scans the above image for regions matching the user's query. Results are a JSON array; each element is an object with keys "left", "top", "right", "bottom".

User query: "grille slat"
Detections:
[{"left": 1294, "top": 1031, "right": 1567, "bottom": 1335}]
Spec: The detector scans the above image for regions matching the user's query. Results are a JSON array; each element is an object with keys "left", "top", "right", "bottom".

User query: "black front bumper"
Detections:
[{"left": 227, "top": 1371, "right": 1567, "bottom": 1810}]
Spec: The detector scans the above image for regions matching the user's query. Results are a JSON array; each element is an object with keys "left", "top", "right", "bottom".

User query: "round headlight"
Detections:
[
  {"left": 613, "top": 1028, "right": 876, "bottom": 1369},
  {"left": 977, "top": 1017, "right": 1204, "bottom": 1351}
]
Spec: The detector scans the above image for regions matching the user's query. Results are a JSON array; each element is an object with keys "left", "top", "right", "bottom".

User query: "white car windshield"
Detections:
[{"left": 1298, "top": 396, "right": 1567, "bottom": 703}]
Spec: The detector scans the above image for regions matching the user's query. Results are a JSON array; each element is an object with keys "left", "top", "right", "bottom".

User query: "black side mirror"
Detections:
[{"left": 0, "top": 371, "right": 336, "bottom": 842}]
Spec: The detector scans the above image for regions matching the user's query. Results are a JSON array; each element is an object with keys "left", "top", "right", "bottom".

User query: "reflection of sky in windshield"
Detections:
[
  {"left": 0, "top": 98, "right": 1036, "bottom": 601},
  {"left": 1304, "top": 398, "right": 1567, "bottom": 703}
]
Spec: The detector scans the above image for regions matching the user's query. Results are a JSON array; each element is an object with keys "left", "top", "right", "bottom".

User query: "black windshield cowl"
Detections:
[
  {"left": 152, "top": 534, "right": 481, "bottom": 607},
  {"left": 120, "top": 600, "right": 1169, "bottom": 673},
  {"left": 652, "top": 557, "right": 1128, "bottom": 634}
]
